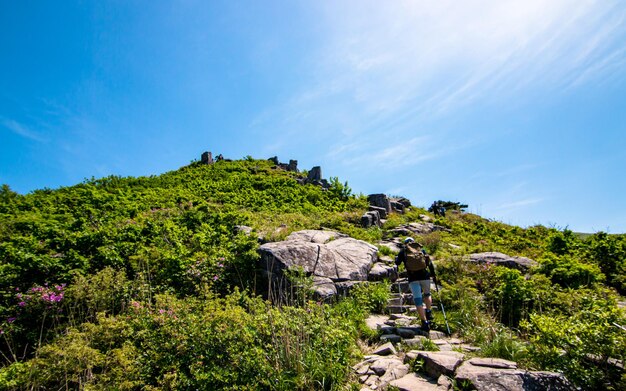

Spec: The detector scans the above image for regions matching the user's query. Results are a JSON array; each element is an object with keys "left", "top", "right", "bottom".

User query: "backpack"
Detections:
[{"left": 405, "top": 243, "right": 427, "bottom": 271}]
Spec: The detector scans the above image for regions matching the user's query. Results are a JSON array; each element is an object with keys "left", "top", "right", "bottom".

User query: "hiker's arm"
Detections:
[
  {"left": 422, "top": 250, "right": 436, "bottom": 280},
  {"left": 395, "top": 250, "right": 404, "bottom": 266}
]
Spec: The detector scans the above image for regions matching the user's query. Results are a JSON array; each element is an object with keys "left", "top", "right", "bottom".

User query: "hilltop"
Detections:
[{"left": 0, "top": 155, "right": 624, "bottom": 390}]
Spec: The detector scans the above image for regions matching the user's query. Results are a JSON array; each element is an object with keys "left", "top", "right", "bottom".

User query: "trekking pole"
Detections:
[{"left": 434, "top": 281, "right": 451, "bottom": 336}]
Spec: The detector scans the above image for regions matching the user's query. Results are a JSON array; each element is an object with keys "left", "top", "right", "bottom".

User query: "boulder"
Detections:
[
  {"left": 370, "top": 357, "right": 405, "bottom": 376},
  {"left": 201, "top": 151, "right": 214, "bottom": 164},
  {"left": 390, "top": 200, "right": 406, "bottom": 214},
  {"left": 361, "top": 210, "right": 382, "bottom": 228},
  {"left": 307, "top": 166, "right": 322, "bottom": 181},
  {"left": 286, "top": 230, "right": 347, "bottom": 243},
  {"left": 258, "top": 230, "right": 378, "bottom": 301},
  {"left": 369, "top": 205, "right": 388, "bottom": 219},
  {"left": 390, "top": 223, "right": 451, "bottom": 236},
  {"left": 234, "top": 225, "right": 253, "bottom": 235},
  {"left": 468, "top": 252, "right": 538, "bottom": 272},
  {"left": 413, "top": 351, "right": 465, "bottom": 378},
  {"left": 373, "top": 342, "right": 397, "bottom": 356},
  {"left": 455, "top": 361, "right": 575, "bottom": 391},
  {"left": 389, "top": 373, "right": 441, "bottom": 391},
  {"left": 368, "top": 262, "right": 398, "bottom": 281},
  {"left": 368, "top": 194, "right": 392, "bottom": 214},
  {"left": 391, "top": 197, "right": 412, "bottom": 208}
]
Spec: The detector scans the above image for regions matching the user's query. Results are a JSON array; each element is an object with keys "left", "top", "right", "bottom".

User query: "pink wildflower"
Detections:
[{"left": 18, "top": 302, "right": 26, "bottom": 307}]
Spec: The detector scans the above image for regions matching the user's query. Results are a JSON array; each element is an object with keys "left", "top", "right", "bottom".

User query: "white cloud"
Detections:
[
  {"left": 1, "top": 119, "right": 46, "bottom": 143},
  {"left": 250, "top": 1, "right": 626, "bottom": 169}
]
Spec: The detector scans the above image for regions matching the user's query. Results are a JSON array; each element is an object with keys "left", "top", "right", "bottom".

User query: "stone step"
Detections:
[{"left": 387, "top": 305, "right": 412, "bottom": 314}]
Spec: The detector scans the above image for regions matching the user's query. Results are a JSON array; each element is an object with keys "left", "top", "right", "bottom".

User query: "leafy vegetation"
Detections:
[{"left": 1, "top": 157, "right": 625, "bottom": 390}]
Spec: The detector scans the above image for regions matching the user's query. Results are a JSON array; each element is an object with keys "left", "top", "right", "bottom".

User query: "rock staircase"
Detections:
[{"left": 353, "top": 280, "right": 575, "bottom": 391}]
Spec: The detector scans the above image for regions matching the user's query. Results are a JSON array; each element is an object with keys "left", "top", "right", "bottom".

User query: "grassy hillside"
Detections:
[{"left": 0, "top": 158, "right": 624, "bottom": 390}]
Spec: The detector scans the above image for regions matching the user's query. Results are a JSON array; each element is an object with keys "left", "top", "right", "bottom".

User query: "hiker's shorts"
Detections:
[{"left": 409, "top": 280, "right": 431, "bottom": 307}]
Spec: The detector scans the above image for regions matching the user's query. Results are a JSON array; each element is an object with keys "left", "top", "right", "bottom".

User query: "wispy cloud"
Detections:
[
  {"left": 1, "top": 118, "right": 47, "bottom": 143},
  {"left": 250, "top": 0, "right": 626, "bottom": 170},
  {"left": 494, "top": 197, "right": 545, "bottom": 212}
]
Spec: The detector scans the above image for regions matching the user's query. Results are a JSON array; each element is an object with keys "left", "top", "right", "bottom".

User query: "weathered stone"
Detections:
[
  {"left": 201, "top": 151, "right": 213, "bottom": 164},
  {"left": 368, "top": 262, "right": 398, "bottom": 282},
  {"left": 415, "top": 351, "right": 464, "bottom": 378},
  {"left": 368, "top": 194, "right": 392, "bottom": 214},
  {"left": 336, "top": 280, "right": 363, "bottom": 296},
  {"left": 364, "top": 314, "right": 386, "bottom": 330},
  {"left": 437, "top": 374, "right": 453, "bottom": 390},
  {"left": 361, "top": 214, "right": 374, "bottom": 228},
  {"left": 378, "top": 239, "right": 403, "bottom": 254},
  {"left": 287, "top": 159, "right": 298, "bottom": 172},
  {"left": 369, "top": 205, "right": 388, "bottom": 219},
  {"left": 468, "top": 252, "right": 538, "bottom": 272},
  {"left": 390, "top": 223, "right": 451, "bottom": 236},
  {"left": 307, "top": 166, "right": 322, "bottom": 181},
  {"left": 268, "top": 156, "right": 279, "bottom": 165},
  {"left": 379, "top": 364, "right": 410, "bottom": 387},
  {"left": 402, "top": 336, "right": 427, "bottom": 347},
  {"left": 428, "top": 331, "right": 448, "bottom": 339},
  {"left": 285, "top": 229, "right": 347, "bottom": 243},
  {"left": 397, "top": 327, "right": 416, "bottom": 339},
  {"left": 390, "top": 200, "right": 406, "bottom": 214},
  {"left": 380, "top": 326, "right": 396, "bottom": 335},
  {"left": 311, "top": 276, "right": 336, "bottom": 300},
  {"left": 419, "top": 214, "right": 433, "bottom": 222},
  {"left": 380, "top": 334, "right": 402, "bottom": 343},
  {"left": 370, "top": 358, "right": 404, "bottom": 376},
  {"left": 234, "top": 225, "right": 253, "bottom": 235},
  {"left": 373, "top": 342, "right": 397, "bottom": 356},
  {"left": 392, "top": 197, "right": 412, "bottom": 208},
  {"left": 469, "top": 357, "right": 517, "bottom": 369},
  {"left": 455, "top": 361, "right": 576, "bottom": 391},
  {"left": 389, "top": 373, "right": 440, "bottom": 391}
]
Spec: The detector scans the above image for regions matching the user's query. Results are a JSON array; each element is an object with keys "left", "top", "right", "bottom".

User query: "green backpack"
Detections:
[{"left": 405, "top": 243, "right": 427, "bottom": 271}]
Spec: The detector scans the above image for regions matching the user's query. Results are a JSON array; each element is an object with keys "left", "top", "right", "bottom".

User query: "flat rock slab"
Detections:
[
  {"left": 455, "top": 362, "right": 576, "bottom": 391},
  {"left": 469, "top": 357, "right": 518, "bottom": 369},
  {"left": 415, "top": 351, "right": 465, "bottom": 378},
  {"left": 365, "top": 314, "right": 390, "bottom": 330},
  {"left": 468, "top": 252, "right": 538, "bottom": 271},
  {"left": 389, "top": 373, "right": 441, "bottom": 391},
  {"left": 373, "top": 342, "right": 397, "bottom": 356}
]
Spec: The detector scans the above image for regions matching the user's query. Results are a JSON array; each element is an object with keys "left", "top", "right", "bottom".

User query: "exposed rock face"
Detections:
[
  {"left": 368, "top": 194, "right": 392, "bottom": 214},
  {"left": 369, "top": 205, "right": 388, "bottom": 219},
  {"left": 368, "top": 262, "right": 398, "bottom": 281},
  {"left": 389, "top": 222, "right": 451, "bottom": 236},
  {"left": 468, "top": 252, "right": 538, "bottom": 272},
  {"left": 287, "top": 159, "right": 298, "bottom": 172},
  {"left": 361, "top": 210, "right": 381, "bottom": 228},
  {"left": 307, "top": 166, "right": 322, "bottom": 181},
  {"left": 455, "top": 360, "right": 575, "bottom": 391},
  {"left": 201, "top": 151, "right": 213, "bottom": 164},
  {"left": 258, "top": 230, "right": 378, "bottom": 300}
]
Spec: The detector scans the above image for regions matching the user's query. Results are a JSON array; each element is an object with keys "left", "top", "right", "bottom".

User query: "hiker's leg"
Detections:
[
  {"left": 420, "top": 280, "right": 432, "bottom": 310},
  {"left": 409, "top": 281, "right": 426, "bottom": 322}
]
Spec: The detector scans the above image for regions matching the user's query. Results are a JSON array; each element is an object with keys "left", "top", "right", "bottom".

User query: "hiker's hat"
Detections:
[{"left": 404, "top": 237, "right": 415, "bottom": 244}]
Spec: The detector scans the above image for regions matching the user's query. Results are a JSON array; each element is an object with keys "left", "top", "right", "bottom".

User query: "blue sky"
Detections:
[{"left": 1, "top": 1, "right": 625, "bottom": 233}]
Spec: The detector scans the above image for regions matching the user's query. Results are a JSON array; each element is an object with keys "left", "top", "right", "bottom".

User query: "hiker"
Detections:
[{"left": 395, "top": 237, "right": 437, "bottom": 331}]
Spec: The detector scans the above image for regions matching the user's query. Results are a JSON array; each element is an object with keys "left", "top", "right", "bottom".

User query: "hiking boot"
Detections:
[
  {"left": 425, "top": 309, "right": 433, "bottom": 321},
  {"left": 421, "top": 320, "right": 430, "bottom": 332}
]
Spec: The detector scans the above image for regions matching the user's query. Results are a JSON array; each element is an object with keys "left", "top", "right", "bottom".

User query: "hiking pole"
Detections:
[{"left": 434, "top": 281, "right": 451, "bottom": 336}]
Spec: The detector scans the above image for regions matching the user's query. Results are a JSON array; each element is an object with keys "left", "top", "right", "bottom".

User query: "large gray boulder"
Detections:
[
  {"left": 258, "top": 230, "right": 378, "bottom": 299},
  {"left": 455, "top": 361, "right": 575, "bottom": 391},
  {"left": 468, "top": 252, "right": 538, "bottom": 272},
  {"left": 389, "top": 222, "right": 451, "bottom": 236},
  {"left": 368, "top": 194, "right": 392, "bottom": 214}
]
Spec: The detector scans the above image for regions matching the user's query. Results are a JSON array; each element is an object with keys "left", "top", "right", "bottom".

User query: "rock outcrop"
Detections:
[
  {"left": 258, "top": 230, "right": 378, "bottom": 300},
  {"left": 468, "top": 252, "right": 538, "bottom": 272}
]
